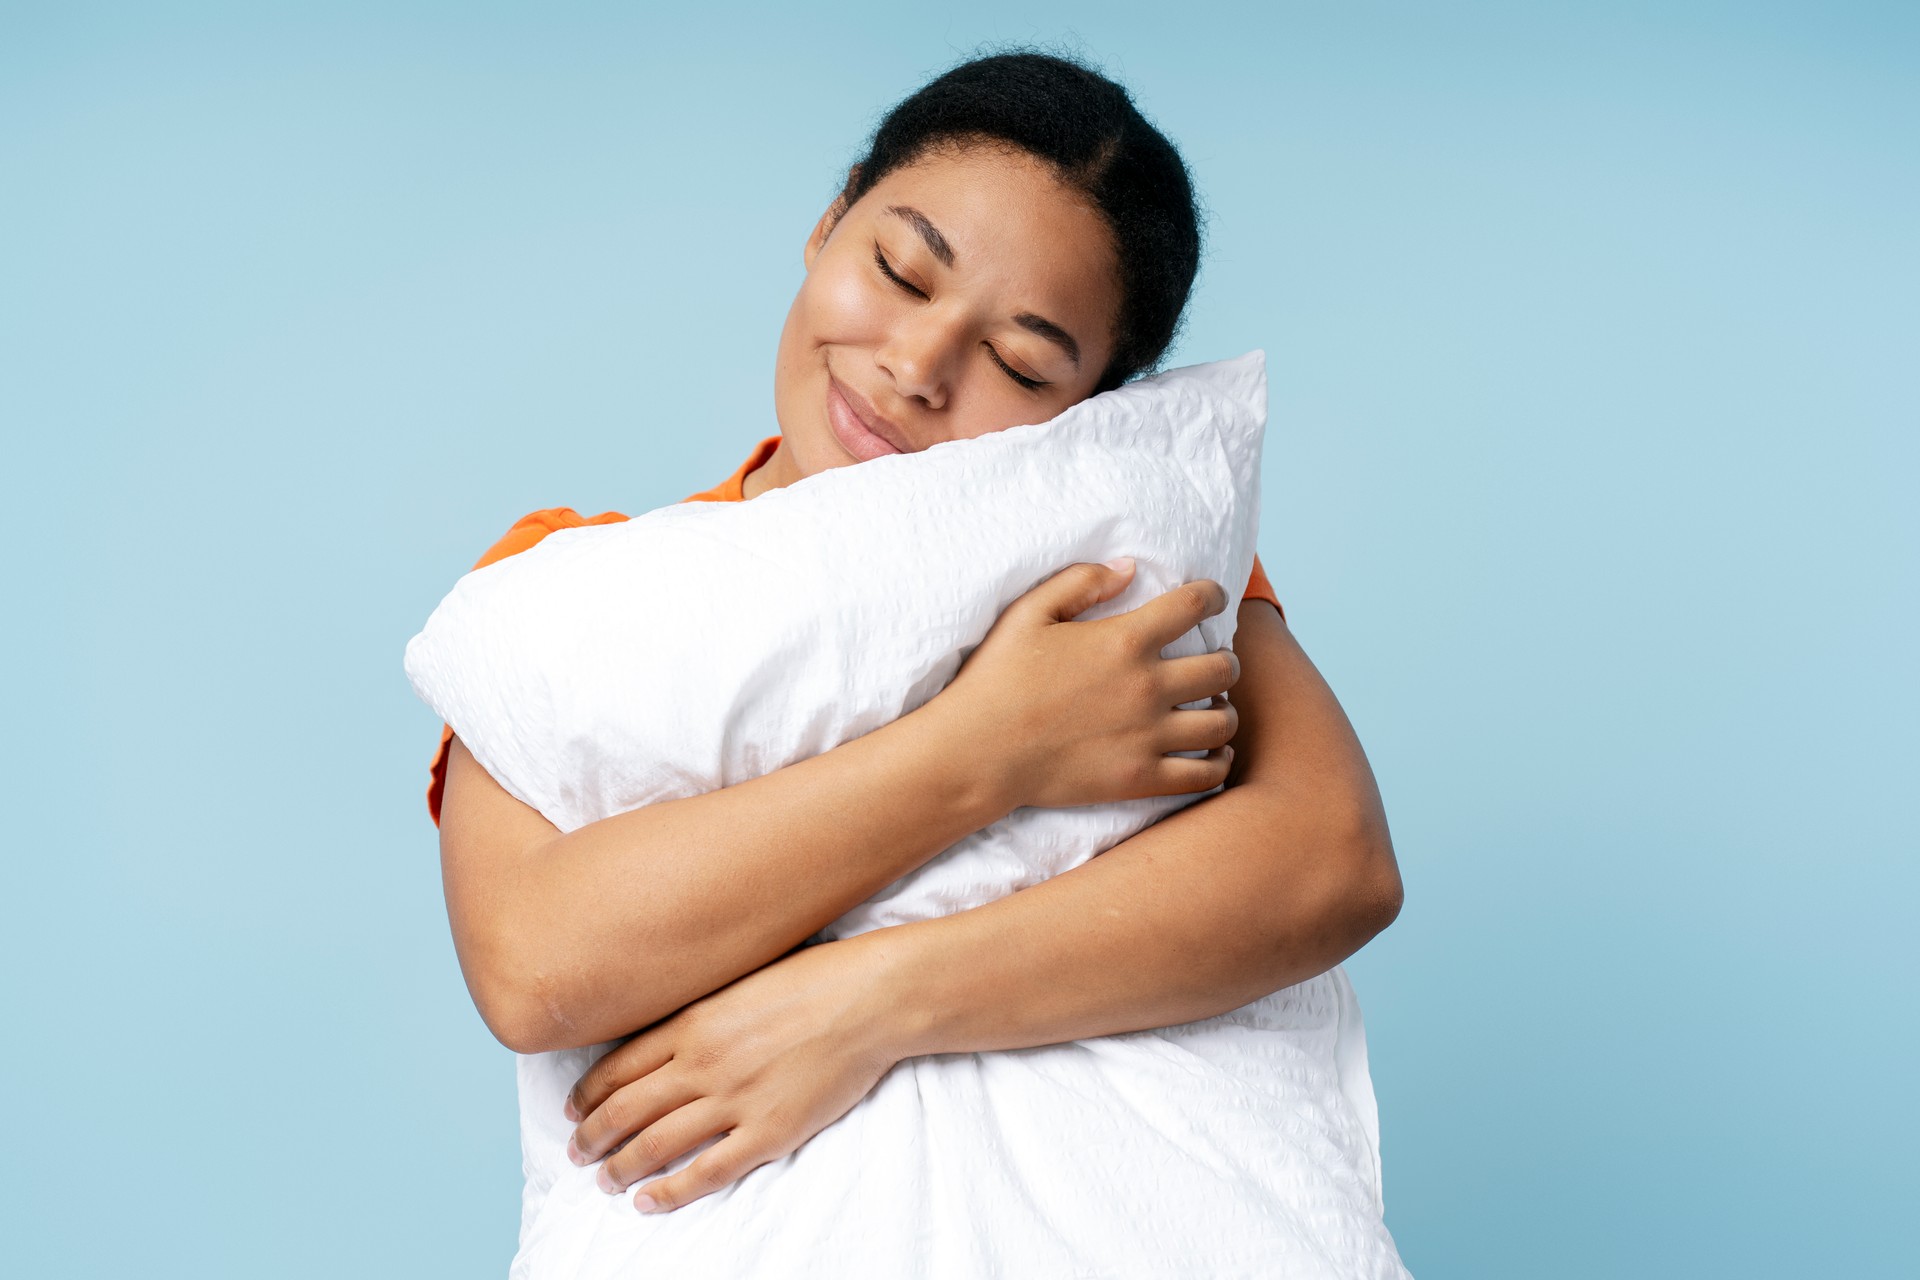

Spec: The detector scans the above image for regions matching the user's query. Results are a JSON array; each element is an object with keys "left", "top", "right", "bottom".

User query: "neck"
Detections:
[{"left": 741, "top": 440, "right": 802, "bottom": 500}]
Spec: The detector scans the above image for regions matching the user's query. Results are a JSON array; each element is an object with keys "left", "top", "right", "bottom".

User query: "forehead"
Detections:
[{"left": 856, "top": 145, "right": 1121, "bottom": 341}]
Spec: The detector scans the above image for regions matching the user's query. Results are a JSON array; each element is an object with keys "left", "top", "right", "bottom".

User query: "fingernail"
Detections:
[
  {"left": 567, "top": 1137, "right": 588, "bottom": 1166},
  {"left": 597, "top": 1165, "right": 619, "bottom": 1194},
  {"left": 563, "top": 1098, "right": 581, "bottom": 1123},
  {"left": 1103, "top": 557, "right": 1134, "bottom": 572},
  {"left": 634, "top": 1190, "right": 661, "bottom": 1213}
]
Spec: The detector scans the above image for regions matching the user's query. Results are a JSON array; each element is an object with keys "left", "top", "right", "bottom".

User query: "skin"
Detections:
[
  {"left": 436, "top": 141, "right": 1403, "bottom": 1217},
  {"left": 749, "top": 140, "right": 1124, "bottom": 490}
]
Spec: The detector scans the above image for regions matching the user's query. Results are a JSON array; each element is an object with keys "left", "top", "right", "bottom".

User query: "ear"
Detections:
[
  {"left": 803, "top": 197, "right": 842, "bottom": 270},
  {"left": 804, "top": 165, "right": 864, "bottom": 270}
]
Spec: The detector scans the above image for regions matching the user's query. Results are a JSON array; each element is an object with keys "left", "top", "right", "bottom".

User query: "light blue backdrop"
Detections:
[{"left": 5, "top": 3, "right": 1912, "bottom": 1276}]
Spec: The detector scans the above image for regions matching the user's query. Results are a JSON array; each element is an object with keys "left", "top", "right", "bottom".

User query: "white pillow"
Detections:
[
  {"left": 397, "top": 352, "right": 1407, "bottom": 1277},
  {"left": 403, "top": 350, "right": 1268, "bottom": 870}
]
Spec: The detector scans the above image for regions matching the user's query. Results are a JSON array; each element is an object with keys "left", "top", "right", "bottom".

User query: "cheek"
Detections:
[
  {"left": 944, "top": 401, "right": 1050, "bottom": 442},
  {"left": 771, "top": 273, "right": 869, "bottom": 461},
  {"left": 802, "top": 257, "right": 890, "bottom": 345},
  {"left": 774, "top": 263, "right": 869, "bottom": 386},
  {"left": 949, "top": 366, "right": 1095, "bottom": 440}
]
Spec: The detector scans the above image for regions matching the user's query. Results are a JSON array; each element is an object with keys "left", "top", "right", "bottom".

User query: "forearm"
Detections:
[
  {"left": 857, "top": 601, "right": 1403, "bottom": 1058},
  {"left": 860, "top": 775, "right": 1399, "bottom": 1057},
  {"left": 478, "top": 702, "right": 1006, "bottom": 1052}
]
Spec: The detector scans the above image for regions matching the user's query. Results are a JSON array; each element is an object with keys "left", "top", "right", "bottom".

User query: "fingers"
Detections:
[
  {"left": 1147, "top": 742, "right": 1236, "bottom": 797},
  {"left": 594, "top": 1094, "right": 732, "bottom": 1197},
  {"left": 569, "top": 1066, "right": 698, "bottom": 1167},
  {"left": 567, "top": 1032, "right": 675, "bottom": 1124},
  {"left": 597, "top": 1103, "right": 798, "bottom": 1219},
  {"left": 1160, "top": 647, "right": 1241, "bottom": 706},
  {"left": 1153, "top": 694, "right": 1240, "bottom": 758},
  {"left": 627, "top": 1128, "right": 788, "bottom": 1216},
  {"left": 1123, "top": 578, "right": 1230, "bottom": 653},
  {"left": 1025, "top": 559, "right": 1138, "bottom": 624}
]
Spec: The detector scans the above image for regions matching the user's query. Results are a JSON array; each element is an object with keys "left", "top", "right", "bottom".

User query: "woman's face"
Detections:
[{"left": 753, "top": 142, "right": 1123, "bottom": 496}]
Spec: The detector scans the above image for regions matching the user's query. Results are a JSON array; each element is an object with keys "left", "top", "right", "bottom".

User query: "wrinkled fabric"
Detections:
[{"left": 403, "top": 351, "right": 1411, "bottom": 1278}]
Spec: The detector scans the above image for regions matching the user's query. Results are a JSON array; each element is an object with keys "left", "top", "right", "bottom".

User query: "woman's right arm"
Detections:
[
  {"left": 439, "top": 559, "right": 1231, "bottom": 1056},
  {"left": 439, "top": 701, "right": 1005, "bottom": 1055}
]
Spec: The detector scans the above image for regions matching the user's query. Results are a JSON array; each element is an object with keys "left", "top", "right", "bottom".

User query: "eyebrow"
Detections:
[
  {"left": 886, "top": 205, "right": 955, "bottom": 268},
  {"left": 886, "top": 203, "right": 1083, "bottom": 370},
  {"left": 1012, "top": 312, "right": 1081, "bottom": 368}
]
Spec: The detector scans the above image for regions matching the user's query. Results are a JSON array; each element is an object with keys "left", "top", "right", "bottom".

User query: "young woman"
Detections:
[{"left": 427, "top": 50, "right": 1405, "bottom": 1267}]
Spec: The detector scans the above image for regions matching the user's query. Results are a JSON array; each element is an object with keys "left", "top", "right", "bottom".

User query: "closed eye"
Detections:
[
  {"left": 875, "top": 242, "right": 1045, "bottom": 391},
  {"left": 987, "top": 345, "right": 1046, "bottom": 391},
  {"left": 873, "top": 245, "right": 928, "bottom": 299}
]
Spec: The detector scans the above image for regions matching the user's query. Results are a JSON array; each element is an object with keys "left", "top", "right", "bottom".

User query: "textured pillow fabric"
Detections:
[
  {"left": 404, "top": 351, "right": 1267, "bottom": 845},
  {"left": 402, "top": 350, "right": 1410, "bottom": 1279}
]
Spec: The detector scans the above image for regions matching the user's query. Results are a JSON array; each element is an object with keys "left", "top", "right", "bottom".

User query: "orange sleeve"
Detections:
[
  {"left": 1245, "top": 553, "right": 1286, "bottom": 623},
  {"left": 424, "top": 507, "right": 629, "bottom": 828}
]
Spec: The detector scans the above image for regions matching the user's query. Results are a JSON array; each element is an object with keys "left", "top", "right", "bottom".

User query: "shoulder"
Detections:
[
  {"left": 424, "top": 506, "right": 630, "bottom": 829},
  {"left": 467, "top": 506, "right": 632, "bottom": 571},
  {"left": 1244, "top": 553, "right": 1286, "bottom": 625}
]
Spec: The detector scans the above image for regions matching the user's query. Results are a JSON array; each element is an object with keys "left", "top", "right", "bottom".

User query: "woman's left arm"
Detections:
[
  {"left": 569, "top": 598, "right": 1403, "bottom": 1212},
  {"left": 864, "top": 596, "right": 1402, "bottom": 1058}
]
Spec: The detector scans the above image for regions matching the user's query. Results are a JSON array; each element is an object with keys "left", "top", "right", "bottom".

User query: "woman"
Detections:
[{"left": 428, "top": 50, "right": 1407, "bottom": 1274}]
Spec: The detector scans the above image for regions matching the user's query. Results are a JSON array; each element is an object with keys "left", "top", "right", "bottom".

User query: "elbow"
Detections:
[
  {"left": 474, "top": 971, "right": 587, "bottom": 1056},
  {"left": 469, "top": 947, "right": 678, "bottom": 1056},
  {"left": 481, "top": 994, "right": 555, "bottom": 1057},
  {"left": 483, "top": 956, "right": 614, "bottom": 1055},
  {"left": 456, "top": 932, "right": 576, "bottom": 1055},
  {"left": 1350, "top": 825, "right": 1404, "bottom": 943},
  {"left": 466, "top": 964, "right": 550, "bottom": 1055},
  {"left": 1358, "top": 853, "right": 1404, "bottom": 940},
  {"left": 1329, "top": 807, "right": 1404, "bottom": 948}
]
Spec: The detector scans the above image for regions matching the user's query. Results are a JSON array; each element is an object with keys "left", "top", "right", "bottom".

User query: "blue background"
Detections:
[{"left": 5, "top": 3, "right": 1913, "bottom": 1275}]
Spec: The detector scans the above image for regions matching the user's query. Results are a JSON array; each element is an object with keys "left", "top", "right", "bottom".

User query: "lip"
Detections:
[{"left": 826, "top": 373, "right": 908, "bottom": 459}]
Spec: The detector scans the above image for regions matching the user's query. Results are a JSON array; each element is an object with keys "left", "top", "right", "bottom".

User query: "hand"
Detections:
[
  {"left": 562, "top": 934, "right": 906, "bottom": 1214},
  {"left": 931, "top": 559, "right": 1241, "bottom": 811}
]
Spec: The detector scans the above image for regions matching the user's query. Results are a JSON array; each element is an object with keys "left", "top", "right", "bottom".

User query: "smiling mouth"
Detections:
[{"left": 825, "top": 373, "right": 906, "bottom": 460}]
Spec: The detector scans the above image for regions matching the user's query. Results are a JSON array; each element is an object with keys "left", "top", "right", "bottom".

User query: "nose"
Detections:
[{"left": 873, "top": 307, "right": 960, "bottom": 411}]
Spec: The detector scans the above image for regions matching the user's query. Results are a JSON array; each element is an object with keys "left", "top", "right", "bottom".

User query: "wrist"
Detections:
[
  {"left": 839, "top": 921, "right": 949, "bottom": 1064},
  {"left": 900, "top": 695, "right": 1021, "bottom": 829}
]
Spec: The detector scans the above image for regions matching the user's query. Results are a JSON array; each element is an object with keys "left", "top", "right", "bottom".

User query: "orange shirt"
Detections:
[{"left": 424, "top": 433, "right": 1283, "bottom": 827}]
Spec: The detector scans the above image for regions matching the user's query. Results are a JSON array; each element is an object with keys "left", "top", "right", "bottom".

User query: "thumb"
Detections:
[{"left": 1036, "top": 557, "right": 1136, "bottom": 623}]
